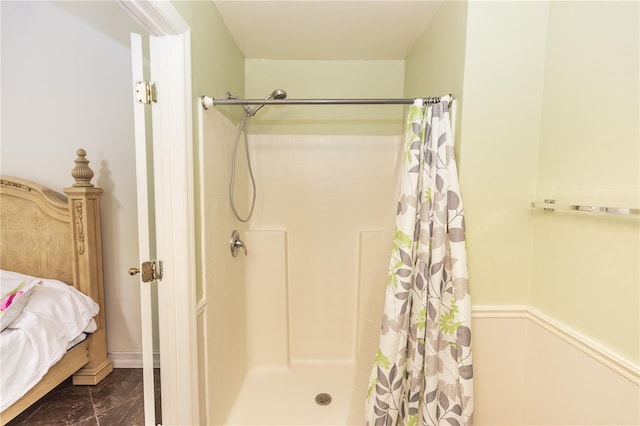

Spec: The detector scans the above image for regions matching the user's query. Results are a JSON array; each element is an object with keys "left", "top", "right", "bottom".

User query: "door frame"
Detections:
[{"left": 117, "top": 1, "right": 198, "bottom": 424}]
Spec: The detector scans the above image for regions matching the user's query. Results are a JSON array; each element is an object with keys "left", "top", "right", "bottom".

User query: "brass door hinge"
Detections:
[{"left": 135, "top": 80, "right": 158, "bottom": 105}]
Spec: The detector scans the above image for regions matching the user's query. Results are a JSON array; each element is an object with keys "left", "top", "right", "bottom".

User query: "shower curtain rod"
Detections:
[{"left": 200, "top": 95, "right": 452, "bottom": 110}]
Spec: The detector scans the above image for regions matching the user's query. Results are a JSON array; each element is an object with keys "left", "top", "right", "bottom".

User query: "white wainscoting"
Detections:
[{"left": 472, "top": 306, "right": 639, "bottom": 425}]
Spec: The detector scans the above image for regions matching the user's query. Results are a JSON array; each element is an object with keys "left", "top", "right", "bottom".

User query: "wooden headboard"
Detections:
[
  {"left": 1, "top": 174, "right": 74, "bottom": 283},
  {"left": 0, "top": 149, "right": 112, "bottom": 385}
]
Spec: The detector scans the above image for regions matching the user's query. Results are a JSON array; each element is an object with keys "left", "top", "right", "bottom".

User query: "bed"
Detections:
[{"left": 0, "top": 149, "right": 113, "bottom": 425}]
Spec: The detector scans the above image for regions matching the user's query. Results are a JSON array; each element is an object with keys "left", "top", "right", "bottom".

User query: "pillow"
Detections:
[
  {"left": 4, "top": 269, "right": 99, "bottom": 343},
  {"left": 0, "top": 272, "right": 40, "bottom": 331}
]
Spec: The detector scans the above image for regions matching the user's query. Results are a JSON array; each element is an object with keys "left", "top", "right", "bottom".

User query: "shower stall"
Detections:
[{"left": 198, "top": 91, "right": 418, "bottom": 425}]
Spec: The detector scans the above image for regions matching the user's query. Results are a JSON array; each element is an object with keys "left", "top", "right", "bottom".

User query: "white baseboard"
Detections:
[
  {"left": 472, "top": 305, "right": 640, "bottom": 385},
  {"left": 108, "top": 351, "right": 160, "bottom": 369}
]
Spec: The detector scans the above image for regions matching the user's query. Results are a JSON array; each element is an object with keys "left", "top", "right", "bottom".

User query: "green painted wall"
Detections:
[
  {"left": 531, "top": 1, "right": 639, "bottom": 363},
  {"left": 405, "top": 0, "right": 639, "bottom": 364},
  {"left": 404, "top": 0, "right": 468, "bottom": 157},
  {"left": 171, "top": 0, "right": 245, "bottom": 124},
  {"left": 458, "top": 1, "right": 550, "bottom": 306},
  {"left": 244, "top": 59, "right": 405, "bottom": 135}
]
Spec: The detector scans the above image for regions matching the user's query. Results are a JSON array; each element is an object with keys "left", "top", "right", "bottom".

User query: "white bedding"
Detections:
[{"left": 0, "top": 270, "right": 99, "bottom": 412}]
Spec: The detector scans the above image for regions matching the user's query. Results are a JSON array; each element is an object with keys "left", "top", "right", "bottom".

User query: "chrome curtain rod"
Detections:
[{"left": 200, "top": 95, "right": 451, "bottom": 110}]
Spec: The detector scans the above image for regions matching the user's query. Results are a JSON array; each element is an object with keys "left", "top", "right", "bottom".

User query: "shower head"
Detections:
[
  {"left": 246, "top": 89, "right": 288, "bottom": 116},
  {"left": 269, "top": 89, "right": 287, "bottom": 100}
]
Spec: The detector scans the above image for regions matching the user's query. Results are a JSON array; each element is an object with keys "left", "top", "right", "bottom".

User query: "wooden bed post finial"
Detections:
[
  {"left": 71, "top": 149, "right": 95, "bottom": 188},
  {"left": 64, "top": 149, "right": 110, "bottom": 386}
]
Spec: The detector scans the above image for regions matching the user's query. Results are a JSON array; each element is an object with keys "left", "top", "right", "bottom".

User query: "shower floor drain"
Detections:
[{"left": 315, "top": 393, "right": 332, "bottom": 406}]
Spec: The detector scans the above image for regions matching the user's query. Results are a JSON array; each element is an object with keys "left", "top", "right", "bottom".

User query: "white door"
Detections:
[
  {"left": 131, "top": 32, "right": 160, "bottom": 426},
  {"left": 120, "top": 2, "right": 199, "bottom": 424}
]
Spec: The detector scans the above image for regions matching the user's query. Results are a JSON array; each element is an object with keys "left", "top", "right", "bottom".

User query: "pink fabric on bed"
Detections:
[{"left": 0, "top": 272, "right": 40, "bottom": 332}]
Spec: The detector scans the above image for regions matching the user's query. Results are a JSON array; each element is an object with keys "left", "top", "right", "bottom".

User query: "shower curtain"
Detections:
[{"left": 365, "top": 99, "right": 473, "bottom": 426}]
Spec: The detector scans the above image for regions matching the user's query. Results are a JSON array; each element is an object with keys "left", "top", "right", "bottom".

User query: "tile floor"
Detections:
[{"left": 7, "top": 369, "right": 161, "bottom": 426}]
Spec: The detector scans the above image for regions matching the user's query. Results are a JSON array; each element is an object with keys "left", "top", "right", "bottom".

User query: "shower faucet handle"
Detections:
[
  {"left": 230, "top": 230, "right": 247, "bottom": 257},
  {"left": 233, "top": 239, "right": 247, "bottom": 256}
]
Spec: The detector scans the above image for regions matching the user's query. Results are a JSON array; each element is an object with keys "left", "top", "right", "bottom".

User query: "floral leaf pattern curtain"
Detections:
[{"left": 365, "top": 100, "right": 473, "bottom": 426}]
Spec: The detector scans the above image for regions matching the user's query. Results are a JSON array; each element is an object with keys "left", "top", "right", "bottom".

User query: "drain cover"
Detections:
[{"left": 315, "top": 393, "right": 332, "bottom": 406}]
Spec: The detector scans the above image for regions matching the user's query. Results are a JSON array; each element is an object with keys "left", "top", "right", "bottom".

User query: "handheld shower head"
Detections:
[
  {"left": 246, "top": 89, "right": 288, "bottom": 116},
  {"left": 270, "top": 89, "right": 287, "bottom": 100}
]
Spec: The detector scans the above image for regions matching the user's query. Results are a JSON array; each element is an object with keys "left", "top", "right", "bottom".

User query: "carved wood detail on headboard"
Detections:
[{"left": 0, "top": 178, "right": 73, "bottom": 283}]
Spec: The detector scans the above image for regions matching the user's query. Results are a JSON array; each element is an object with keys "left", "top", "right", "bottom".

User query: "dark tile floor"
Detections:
[{"left": 7, "top": 368, "right": 161, "bottom": 426}]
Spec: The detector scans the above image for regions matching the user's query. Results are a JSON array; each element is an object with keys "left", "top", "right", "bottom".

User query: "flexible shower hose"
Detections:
[{"left": 229, "top": 112, "right": 257, "bottom": 222}]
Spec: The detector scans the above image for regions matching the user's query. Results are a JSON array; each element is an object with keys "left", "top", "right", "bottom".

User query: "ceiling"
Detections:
[{"left": 213, "top": 1, "right": 443, "bottom": 60}]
